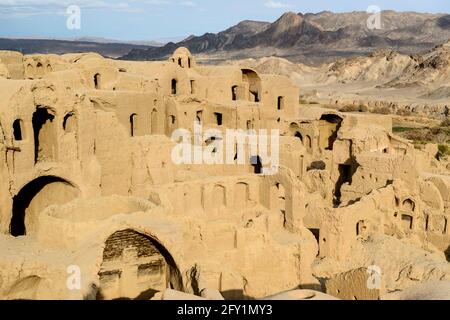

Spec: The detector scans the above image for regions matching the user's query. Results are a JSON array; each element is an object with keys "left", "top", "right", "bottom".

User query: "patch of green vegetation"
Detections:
[
  {"left": 413, "top": 141, "right": 427, "bottom": 149},
  {"left": 437, "top": 144, "right": 450, "bottom": 160}
]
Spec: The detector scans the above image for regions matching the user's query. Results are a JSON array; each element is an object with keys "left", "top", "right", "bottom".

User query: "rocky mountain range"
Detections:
[
  {"left": 0, "top": 38, "right": 155, "bottom": 59},
  {"left": 122, "top": 11, "right": 450, "bottom": 64}
]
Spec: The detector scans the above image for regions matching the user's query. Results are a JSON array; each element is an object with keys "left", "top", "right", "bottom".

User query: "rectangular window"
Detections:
[{"left": 214, "top": 113, "right": 223, "bottom": 126}]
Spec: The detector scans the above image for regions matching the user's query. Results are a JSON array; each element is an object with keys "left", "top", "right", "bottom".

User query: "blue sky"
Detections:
[{"left": 0, "top": 0, "right": 449, "bottom": 41}]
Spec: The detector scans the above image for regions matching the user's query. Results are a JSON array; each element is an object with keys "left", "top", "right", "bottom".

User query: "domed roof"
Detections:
[{"left": 173, "top": 47, "right": 192, "bottom": 57}]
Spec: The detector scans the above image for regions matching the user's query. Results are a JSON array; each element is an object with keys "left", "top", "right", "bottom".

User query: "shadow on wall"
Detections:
[
  {"left": 10, "top": 176, "right": 80, "bottom": 237},
  {"left": 307, "top": 161, "right": 326, "bottom": 171},
  {"left": 334, "top": 159, "right": 359, "bottom": 206}
]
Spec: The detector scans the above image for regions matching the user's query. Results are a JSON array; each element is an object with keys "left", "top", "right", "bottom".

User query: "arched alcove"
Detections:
[
  {"left": 130, "top": 113, "right": 138, "bottom": 137},
  {"left": 213, "top": 185, "right": 226, "bottom": 207},
  {"left": 10, "top": 176, "right": 80, "bottom": 236},
  {"left": 32, "top": 106, "right": 57, "bottom": 163},
  {"left": 97, "top": 229, "right": 182, "bottom": 300},
  {"left": 94, "top": 73, "right": 101, "bottom": 89},
  {"left": 234, "top": 182, "right": 250, "bottom": 208},
  {"left": 171, "top": 79, "right": 177, "bottom": 95},
  {"left": 241, "top": 69, "right": 261, "bottom": 102},
  {"left": 63, "top": 113, "right": 76, "bottom": 133}
]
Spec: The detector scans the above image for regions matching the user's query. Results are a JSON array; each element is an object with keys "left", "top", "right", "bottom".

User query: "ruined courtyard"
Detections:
[{"left": 0, "top": 47, "right": 449, "bottom": 300}]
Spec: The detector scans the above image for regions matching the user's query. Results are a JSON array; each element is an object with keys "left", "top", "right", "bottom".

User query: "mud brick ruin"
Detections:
[{"left": 0, "top": 47, "right": 449, "bottom": 300}]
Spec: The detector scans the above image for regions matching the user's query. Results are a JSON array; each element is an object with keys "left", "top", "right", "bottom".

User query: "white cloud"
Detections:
[
  {"left": 180, "top": 1, "right": 196, "bottom": 7},
  {"left": 0, "top": 0, "right": 141, "bottom": 18},
  {"left": 133, "top": 0, "right": 171, "bottom": 4},
  {"left": 264, "top": 0, "right": 290, "bottom": 9},
  {"left": 0, "top": 0, "right": 199, "bottom": 18}
]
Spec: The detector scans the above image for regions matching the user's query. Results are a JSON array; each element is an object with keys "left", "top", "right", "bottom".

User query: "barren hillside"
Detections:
[{"left": 122, "top": 11, "right": 450, "bottom": 64}]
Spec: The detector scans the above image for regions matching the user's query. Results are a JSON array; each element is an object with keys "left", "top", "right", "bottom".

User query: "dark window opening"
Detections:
[
  {"left": 130, "top": 114, "right": 137, "bottom": 137},
  {"left": 94, "top": 73, "right": 101, "bottom": 89},
  {"left": 190, "top": 80, "right": 195, "bottom": 94},
  {"left": 232, "top": 86, "right": 238, "bottom": 101},
  {"left": 250, "top": 91, "right": 259, "bottom": 103},
  {"left": 356, "top": 220, "right": 367, "bottom": 236},
  {"left": 171, "top": 79, "right": 177, "bottom": 95},
  {"left": 178, "top": 58, "right": 182, "bottom": 67},
  {"left": 32, "top": 107, "right": 56, "bottom": 163},
  {"left": 13, "top": 119, "right": 23, "bottom": 141},
  {"left": 188, "top": 58, "right": 191, "bottom": 68},
  {"left": 214, "top": 113, "right": 223, "bottom": 126},
  {"left": 63, "top": 113, "right": 76, "bottom": 133},
  {"left": 295, "top": 132, "right": 303, "bottom": 142},
  {"left": 196, "top": 111, "right": 203, "bottom": 123},
  {"left": 277, "top": 96, "right": 284, "bottom": 110},
  {"left": 305, "top": 135, "right": 312, "bottom": 149},
  {"left": 334, "top": 163, "right": 358, "bottom": 206}
]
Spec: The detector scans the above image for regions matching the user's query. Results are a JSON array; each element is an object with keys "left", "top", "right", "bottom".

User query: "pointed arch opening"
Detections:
[
  {"left": 32, "top": 106, "right": 57, "bottom": 163},
  {"left": 97, "top": 229, "right": 182, "bottom": 300}
]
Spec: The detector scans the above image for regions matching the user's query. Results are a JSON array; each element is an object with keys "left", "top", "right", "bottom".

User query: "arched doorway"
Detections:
[
  {"left": 10, "top": 176, "right": 80, "bottom": 237},
  {"left": 97, "top": 229, "right": 182, "bottom": 300},
  {"left": 213, "top": 185, "right": 226, "bottom": 208},
  {"left": 234, "top": 182, "right": 249, "bottom": 208},
  {"left": 231, "top": 86, "right": 238, "bottom": 101},
  {"left": 94, "top": 73, "right": 101, "bottom": 89},
  {"left": 241, "top": 69, "right": 261, "bottom": 102},
  {"left": 63, "top": 113, "right": 76, "bottom": 133},
  {"left": 130, "top": 113, "right": 138, "bottom": 137},
  {"left": 305, "top": 135, "right": 312, "bottom": 151},
  {"left": 171, "top": 79, "right": 177, "bottom": 95},
  {"left": 32, "top": 106, "right": 57, "bottom": 163}
]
